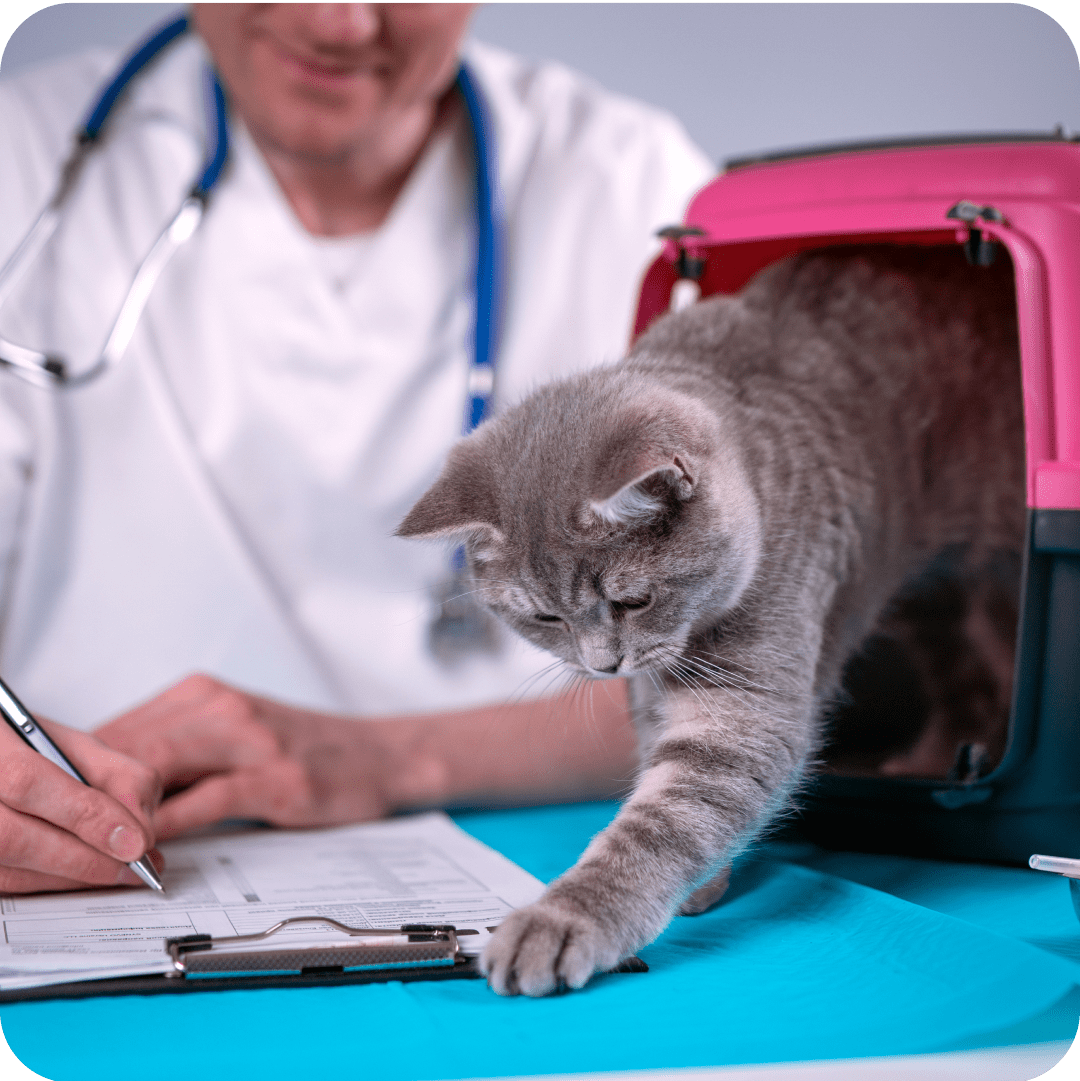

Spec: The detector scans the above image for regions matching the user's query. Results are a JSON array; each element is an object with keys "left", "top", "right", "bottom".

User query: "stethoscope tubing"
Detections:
[{"left": 456, "top": 63, "right": 502, "bottom": 433}]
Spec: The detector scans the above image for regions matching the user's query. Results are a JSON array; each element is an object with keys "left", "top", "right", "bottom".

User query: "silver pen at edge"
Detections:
[
  {"left": 0, "top": 676, "right": 164, "bottom": 892},
  {"left": 1029, "top": 854, "right": 1080, "bottom": 879}
]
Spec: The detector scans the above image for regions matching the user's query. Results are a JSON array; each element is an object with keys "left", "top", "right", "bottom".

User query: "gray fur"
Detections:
[{"left": 398, "top": 245, "right": 1023, "bottom": 996}]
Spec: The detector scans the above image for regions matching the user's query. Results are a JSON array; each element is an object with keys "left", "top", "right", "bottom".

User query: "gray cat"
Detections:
[{"left": 398, "top": 245, "right": 1023, "bottom": 996}]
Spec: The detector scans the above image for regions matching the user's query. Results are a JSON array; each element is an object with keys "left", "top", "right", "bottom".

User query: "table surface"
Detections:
[{"left": 1, "top": 801, "right": 1077, "bottom": 1081}]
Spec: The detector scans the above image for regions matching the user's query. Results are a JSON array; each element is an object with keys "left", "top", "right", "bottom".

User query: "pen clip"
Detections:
[{"left": 0, "top": 679, "right": 36, "bottom": 733}]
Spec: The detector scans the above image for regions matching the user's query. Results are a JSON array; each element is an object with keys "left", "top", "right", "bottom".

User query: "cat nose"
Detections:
[{"left": 577, "top": 638, "right": 623, "bottom": 675}]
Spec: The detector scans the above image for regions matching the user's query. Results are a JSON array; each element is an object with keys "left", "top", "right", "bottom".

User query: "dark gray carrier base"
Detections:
[
  {"left": 791, "top": 508, "right": 1080, "bottom": 866},
  {"left": 787, "top": 799, "right": 1080, "bottom": 866}
]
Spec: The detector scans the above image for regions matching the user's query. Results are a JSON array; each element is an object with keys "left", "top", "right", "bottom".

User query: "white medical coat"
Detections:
[{"left": 0, "top": 35, "right": 713, "bottom": 729}]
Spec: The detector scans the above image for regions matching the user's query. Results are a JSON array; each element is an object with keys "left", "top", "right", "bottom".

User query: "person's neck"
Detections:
[{"left": 250, "top": 97, "right": 455, "bottom": 237}]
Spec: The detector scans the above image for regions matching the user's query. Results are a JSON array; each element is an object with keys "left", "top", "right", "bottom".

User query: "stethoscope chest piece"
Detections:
[{"left": 428, "top": 557, "right": 503, "bottom": 667}]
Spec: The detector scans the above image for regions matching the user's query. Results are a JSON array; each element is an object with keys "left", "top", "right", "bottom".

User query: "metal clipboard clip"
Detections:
[{"left": 166, "top": 917, "right": 471, "bottom": 979}]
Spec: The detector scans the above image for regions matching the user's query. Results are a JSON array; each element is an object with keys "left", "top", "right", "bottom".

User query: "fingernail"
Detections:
[
  {"left": 109, "top": 825, "right": 142, "bottom": 861},
  {"left": 116, "top": 866, "right": 143, "bottom": 887}
]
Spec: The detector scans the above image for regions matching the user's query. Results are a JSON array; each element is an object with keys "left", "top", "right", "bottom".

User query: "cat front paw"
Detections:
[{"left": 481, "top": 898, "right": 623, "bottom": 997}]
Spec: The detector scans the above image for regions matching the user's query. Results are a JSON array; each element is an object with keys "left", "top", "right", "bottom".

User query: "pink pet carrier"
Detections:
[{"left": 634, "top": 134, "right": 1080, "bottom": 864}]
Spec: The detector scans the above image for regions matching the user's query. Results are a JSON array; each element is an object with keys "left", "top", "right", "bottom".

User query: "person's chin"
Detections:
[{"left": 263, "top": 111, "right": 378, "bottom": 161}]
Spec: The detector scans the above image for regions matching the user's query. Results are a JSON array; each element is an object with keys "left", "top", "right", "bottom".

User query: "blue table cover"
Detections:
[{"left": 2, "top": 801, "right": 1077, "bottom": 1080}]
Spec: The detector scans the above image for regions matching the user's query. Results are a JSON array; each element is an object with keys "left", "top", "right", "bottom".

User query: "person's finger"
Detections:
[
  {"left": 154, "top": 761, "right": 309, "bottom": 839},
  {"left": 0, "top": 739, "right": 153, "bottom": 863},
  {"left": 41, "top": 721, "right": 162, "bottom": 836},
  {"left": 0, "top": 866, "right": 130, "bottom": 893},
  {"left": 96, "top": 681, "right": 280, "bottom": 788},
  {"left": 152, "top": 773, "right": 261, "bottom": 839},
  {"left": 0, "top": 802, "right": 144, "bottom": 889}
]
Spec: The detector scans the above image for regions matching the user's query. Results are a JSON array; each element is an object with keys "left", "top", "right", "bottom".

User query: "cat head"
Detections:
[{"left": 398, "top": 369, "right": 761, "bottom": 677}]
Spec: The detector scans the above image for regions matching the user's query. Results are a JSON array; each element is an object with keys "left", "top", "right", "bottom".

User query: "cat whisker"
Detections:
[
  {"left": 674, "top": 661, "right": 765, "bottom": 715},
  {"left": 660, "top": 658, "right": 726, "bottom": 723},
  {"left": 542, "top": 668, "right": 583, "bottom": 736},
  {"left": 584, "top": 675, "right": 603, "bottom": 736},
  {"left": 499, "top": 658, "right": 569, "bottom": 713},
  {"left": 679, "top": 652, "right": 790, "bottom": 699},
  {"left": 673, "top": 665, "right": 756, "bottom": 716},
  {"left": 435, "top": 579, "right": 519, "bottom": 603},
  {"left": 696, "top": 639, "right": 803, "bottom": 672},
  {"left": 437, "top": 588, "right": 492, "bottom": 606},
  {"left": 683, "top": 647, "right": 790, "bottom": 683},
  {"left": 576, "top": 674, "right": 604, "bottom": 745},
  {"left": 665, "top": 641, "right": 789, "bottom": 694},
  {"left": 540, "top": 666, "right": 581, "bottom": 710},
  {"left": 658, "top": 648, "right": 766, "bottom": 715}
]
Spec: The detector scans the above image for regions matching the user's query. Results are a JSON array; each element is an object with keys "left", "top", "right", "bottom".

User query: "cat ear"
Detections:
[
  {"left": 587, "top": 453, "right": 697, "bottom": 528},
  {"left": 397, "top": 441, "right": 504, "bottom": 550}
]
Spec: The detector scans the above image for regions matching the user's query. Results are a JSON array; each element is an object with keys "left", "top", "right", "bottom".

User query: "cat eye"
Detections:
[
  {"left": 534, "top": 613, "right": 563, "bottom": 624},
  {"left": 611, "top": 595, "right": 652, "bottom": 615}
]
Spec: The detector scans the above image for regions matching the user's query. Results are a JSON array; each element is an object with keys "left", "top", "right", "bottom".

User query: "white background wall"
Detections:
[{"left": 1, "top": 3, "right": 1078, "bottom": 165}]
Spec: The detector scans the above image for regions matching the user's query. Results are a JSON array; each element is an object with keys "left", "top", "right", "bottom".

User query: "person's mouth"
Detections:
[{"left": 273, "top": 44, "right": 387, "bottom": 88}]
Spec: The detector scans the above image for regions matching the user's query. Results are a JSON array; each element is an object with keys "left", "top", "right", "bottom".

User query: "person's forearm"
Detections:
[{"left": 381, "top": 679, "right": 638, "bottom": 813}]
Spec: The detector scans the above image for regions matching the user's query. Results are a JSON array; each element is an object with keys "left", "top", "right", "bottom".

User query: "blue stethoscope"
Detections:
[
  {"left": 0, "top": 13, "right": 503, "bottom": 439},
  {"left": 0, "top": 14, "right": 505, "bottom": 662}
]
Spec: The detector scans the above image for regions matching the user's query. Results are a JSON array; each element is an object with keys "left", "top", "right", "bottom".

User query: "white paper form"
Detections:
[{"left": 0, "top": 812, "right": 545, "bottom": 991}]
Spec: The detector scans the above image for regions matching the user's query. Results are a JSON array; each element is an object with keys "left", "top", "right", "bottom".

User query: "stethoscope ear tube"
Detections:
[
  {"left": 79, "top": 14, "right": 190, "bottom": 142},
  {"left": 0, "top": 189, "right": 208, "bottom": 390},
  {"left": 0, "top": 144, "right": 89, "bottom": 311},
  {"left": 0, "top": 12, "right": 192, "bottom": 314},
  {"left": 0, "top": 161, "right": 78, "bottom": 383},
  {"left": 65, "top": 194, "right": 207, "bottom": 388}
]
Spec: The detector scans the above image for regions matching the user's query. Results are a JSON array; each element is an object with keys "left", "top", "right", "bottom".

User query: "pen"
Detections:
[
  {"left": 1029, "top": 854, "right": 1080, "bottom": 879},
  {"left": 0, "top": 675, "right": 164, "bottom": 892}
]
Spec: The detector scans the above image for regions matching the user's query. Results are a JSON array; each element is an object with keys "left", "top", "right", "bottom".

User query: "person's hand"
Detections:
[
  {"left": 94, "top": 674, "right": 432, "bottom": 841},
  {"left": 96, "top": 671, "right": 636, "bottom": 843},
  {"left": 0, "top": 717, "right": 162, "bottom": 893}
]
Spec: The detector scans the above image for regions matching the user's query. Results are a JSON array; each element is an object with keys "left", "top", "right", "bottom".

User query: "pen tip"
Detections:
[{"left": 130, "top": 858, "right": 165, "bottom": 892}]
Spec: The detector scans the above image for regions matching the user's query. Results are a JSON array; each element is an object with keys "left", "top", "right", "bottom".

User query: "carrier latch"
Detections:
[
  {"left": 658, "top": 225, "right": 707, "bottom": 311},
  {"left": 946, "top": 201, "right": 1005, "bottom": 267},
  {"left": 657, "top": 225, "right": 708, "bottom": 280}
]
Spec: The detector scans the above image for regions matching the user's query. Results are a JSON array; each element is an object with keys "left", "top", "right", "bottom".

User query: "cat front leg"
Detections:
[
  {"left": 629, "top": 673, "right": 734, "bottom": 914},
  {"left": 481, "top": 685, "right": 813, "bottom": 996}
]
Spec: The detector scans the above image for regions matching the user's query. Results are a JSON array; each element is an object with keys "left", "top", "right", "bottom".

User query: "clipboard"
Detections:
[{"left": 0, "top": 916, "right": 647, "bottom": 1003}]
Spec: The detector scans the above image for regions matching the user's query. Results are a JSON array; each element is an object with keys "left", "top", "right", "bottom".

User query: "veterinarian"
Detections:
[{"left": 0, "top": 5, "right": 712, "bottom": 891}]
